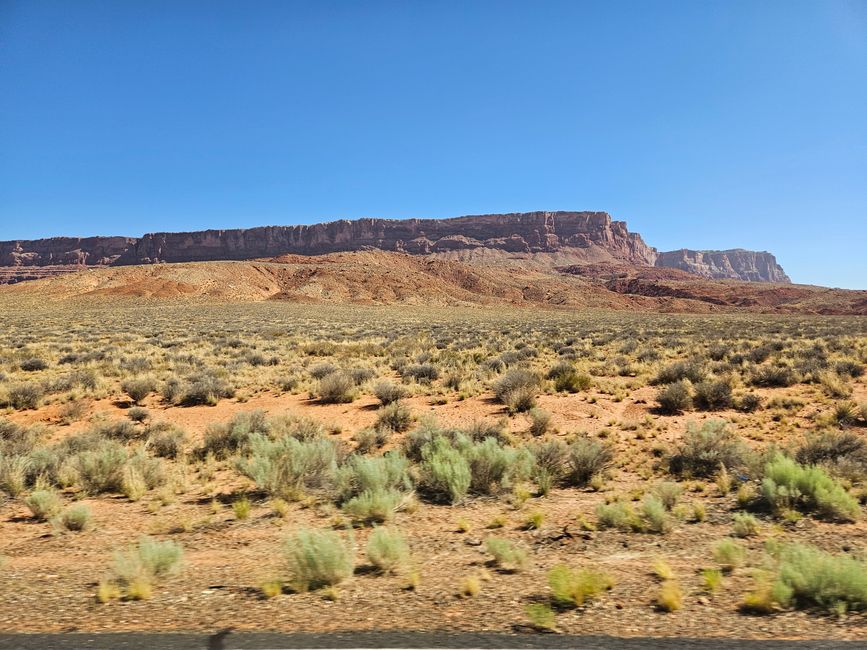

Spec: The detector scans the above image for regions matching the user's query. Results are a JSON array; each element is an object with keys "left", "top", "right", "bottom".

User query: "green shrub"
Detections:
[
  {"left": 283, "top": 528, "right": 354, "bottom": 592},
  {"left": 342, "top": 489, "right": 403, "bottom": 524},
  {"left": 596, "top": 501, "right": 638, "bottom": 531},
  {"left": 653, "top": 482, "right": 682, "bottom": 510},
  {"left": 56, "top": 504, "right": 91, "bottom": 531},
  {"left": 112, "top": 536, "right": 183, "bottom": 597},
  {"left": 317, "top": 372, "right": 356, "bottom": 404},
  {"left": 121, "top": 377, "right": 157, "bottom": 404},
  {"left": 419, "top": 436, "right": 471, "bottom": 504},
  {"left": 713, "top": 538, "right": 746, "bottom": 572},
  {"left": 669, "top": 420, "right": 750, "bottom": 478},
  {"left": 236, "top": 435, "right": 337, "bottom": 500},
  {"left": 770, "top": 543, "right": 867, "bottom": 613},
  {"left": 549, "top": 364, "right": 591, "bottom": 393},
  {"left": 656, "top": 380, "right": 692, "bottom": 414},
  {"left": 335, "top": 452, "right": 412, "bottom": 502},
  {"left": 642, "top": 495, "right": 672, "bottom": 534},
  {"left": 732, "top": 512, "right": 760, "bottom": 538},
  {"left": 761, "top": 454, "right": 859, "bottom": 521},
  {"left": 484, "top": 537, "right": 528, "bottom": 572},
  {"left": 375, "top": 402, "right": 413, "bottom": 433},
  {"left": 74, "top": 440, "right": 128, "bottom": 494},
  {"left": 460, "top": 436, "right": 533, "bottom": 496},
  {"left": 24, "top": 489, "right": 63, "bottom": 521},
  {"left": 548, "top": 564, "right": 613, "bottom": 607},
  {"left": 366, "top": 527, "right": 410, "bottom": 574}
]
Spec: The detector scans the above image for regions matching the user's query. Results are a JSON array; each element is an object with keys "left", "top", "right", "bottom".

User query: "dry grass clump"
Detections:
[
  {"left": 668, "top": 420, "right": 751, "bottom": 478},
  {"left": 316, "top": 372, "right": 357, "bottom": 404},
  {"left": 493, "top": 369, "right": 540, "bottom": 414},
  {"left": 548, "top": 564, "right": 613, "bottom": 608},
  {"left": 103, "top": 536, "right": 183, "bottom": 601}
]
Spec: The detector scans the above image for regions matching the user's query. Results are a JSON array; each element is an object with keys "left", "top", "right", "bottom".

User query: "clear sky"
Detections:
[{"left": 1, "top": 1, "right": 865, "bottom": 288}]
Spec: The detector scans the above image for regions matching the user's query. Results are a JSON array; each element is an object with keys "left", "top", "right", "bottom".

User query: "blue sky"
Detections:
[{"left": 1, "top": 1, "right": 865, "bottom": 288}]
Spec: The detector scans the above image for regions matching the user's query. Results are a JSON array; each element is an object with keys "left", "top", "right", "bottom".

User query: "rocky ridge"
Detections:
[{"left": 0, "top": 211, "right": 789, "bottom": 283}]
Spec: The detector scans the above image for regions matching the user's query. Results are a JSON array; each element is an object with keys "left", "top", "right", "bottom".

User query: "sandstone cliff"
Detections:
[
  {"left": 655, "top": 249, "right": 790, "bottom": 283},
  {"left": 114, "top": 211, "right": 658, "bottom": 266},
  {"left": 1, "top": 212, "right": 794, "bottom": 285},
  {"left": 0, "top": 236, "right": 134, "bottom": 267}
]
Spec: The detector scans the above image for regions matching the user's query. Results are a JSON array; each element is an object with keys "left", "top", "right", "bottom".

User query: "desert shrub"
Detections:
[
  {"left": 91, "top": 419, "right": 139, "bottom": 442},
  {"left": 335, "top": 452, "right": 412, "bottom": 502},
  {"left": 5, "top": 383, "right": 44, "bottom": 410},
  {"left": 55, "top": 504, "right": 91, "bottom": 531},
  {"left": 201, "top": 410, "right": 268, "bottom": 459},
  {"left": 375, "top": 402, "right": 413, "bottom": 433},
  {"left": 485, "top": 537, "right": 527, "bottom": 572},
  {"left": 732, "top": 512, "right": 760, "bottom": 538},
  {"left": 111, "top": 536, "right": 183, "bottom": 599},
  {"left": 366, "top": 527, "right": 410, "bottom": 574},
  {"left": 20, "top": 358, "right": 48, "bottom": 372},
  {"left": 668, "top": 420, "right": 750, "bottom": 478},
  {"left": 493, "top": 369, "right": 539, "bottom": 414},
  {"left": 177, "top": 372, "right": 234, "bottom": 406},
  {"left": 770, "top": 543, "right": 867, "bottom": 613},
  {"left": 656, "top": 380, "right": 692, "bottom": 414},
  {"left": 736, "top": 393, "right": 762, "bottom": 413},
  {"left": 528, "top": 408, "right": 551, "bottom": 437},
  {"left": 236, "top": 434, "right": 337, "bottom": 500},
  {"left": 796, "top": 430, "right": 867, "bottom": 479},
  {"left": 464, "top": 419, "right": 510, "bottom": 444},
  {"left": 348, "top": 366, "right": 375, "bottom": 385},
  {"left": 121, "top": 377, "right": 157, "bottom": 404},
  {"left": 548, "top": 565, "right": 613, "bottom": 608},
  {"left": 642, "top": 495, "right": 672, "bottom": 534},
  {"left": 713, "top": 538, "right": 746, "bottom": 572},
  {"left": 833, "top": 402, "right": 859, "bottom": 426},
  {"left": 317, "top": 372, "right": 356, "bottom": 404},
  {"left": 0, "top": 454, "right": 29, "bottom": 496},
  {"left": 461, "top": 436, "right": 533, "bottom": 496},
  {"left": 693, "top": 379, "right": 733, "bottom": 411},
  {"left": 309, "top": 362, "right": 338, "bottom": 380},
  {"left": 653, "top": 482, "right": 682, "bottom": 510},
  {"left": 276, "top": 375, "right": 300, "bottom": 392},
  {"left": 342, "top": 488, "right": 404, "bottom": 524},
  {"left": 564, "top": 435, "right": 614, "bottom": 487},
  {"left": 0, "top": 419, "right": 46, "bottom": 456},
  {"left": 653, "top": 360, "right": 705, "bottom": 385},
  {"left": 548, "top": 363, "right": 591, "bottom": 393},
  {"left": 418, "top": 436, "right": 471, "bottom": 504},
  {"left": 656, "top": 581, "right": 683, "bottom": 612},
  {"left": 283, "top": 528, "right": 354, "bottom": 592},
  {"left": 401, "top": 363, "right": 439, "bottom": 383},
  {"left": 835, "top": 360, "right": 865, "bottom": 379},
  {"left": 127, "top": 406, "right": 149, "bottom": 423},
  {"left": 596, "top": 501, "right": 638, "bottom": 531},
  {"left": 751, "top": 365, "right": 797, "bottom": 388},
  {"left": 74, "top": 440, "right": 128, "bottom": 494},
  {"left": 146, "top": 422, "right": 187, "bottom": 459},
  {"left": 24, "top": 489, "right": 63, "bottom": 521},
  {"left": 372, "top": 380, "right": 407, "bottom": 405},
  {"left": 760, "top": 454, "right": 859, "bottom": 522},
  {"left": 354, "top": 428, "right": 390, "bottom": 454}
]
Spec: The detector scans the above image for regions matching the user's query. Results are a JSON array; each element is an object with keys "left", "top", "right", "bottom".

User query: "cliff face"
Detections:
[
  {"left": 0, "top": 213, "right": 793, "bottom": 285},
  {"left": 655, "top": 249, "right": 790, "bottom": 283},
  {"left": 0, "top": 237, "right": 134, "bottom": 267},
  {"left": 115, "top": 212, "right": 659, "bottom": 266}
]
